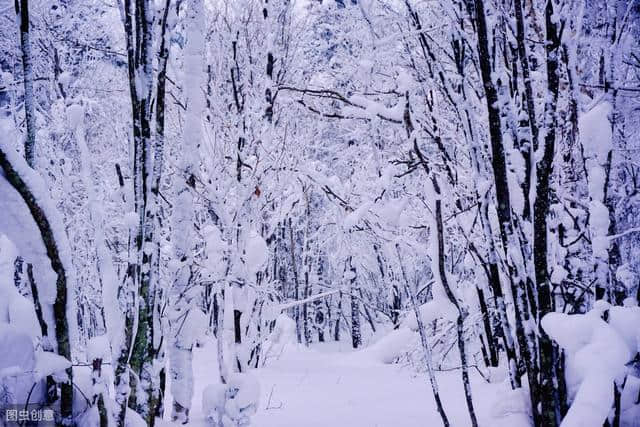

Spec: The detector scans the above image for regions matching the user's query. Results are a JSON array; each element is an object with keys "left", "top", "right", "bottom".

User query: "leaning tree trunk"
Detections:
[
  {"left": 13, "top": 1, "right": 73, "bottom": 422},
  {"left": 0, "top": 144, "right": 73, "bottom": 426},
  {"left": 403, "top": 85, "right": 478, "bottom": 426},
  {"left": 429, "top": 176, "right": 478, "bottom": 427},
  {"left": 396, "top": 244, "right": 450, "bottom": 427}
]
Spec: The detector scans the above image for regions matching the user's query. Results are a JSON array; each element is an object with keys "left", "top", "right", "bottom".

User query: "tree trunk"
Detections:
[
  {"left": 534, "top": 1, "right": 563, "bottom": 425},
  {"left": 348, "top": 256, "right": 361, "bottom": 349},
  {"left": 15, "top": 0, "right": 36, "bottom": 168},
  {"left": 396, "top": 244, "right": 450, "bottom": 427},
  {"left": 0, "top": 145, "right": 73, "bottom": 426},
  {"left": 430, "top": 177, "right": 478, "bottom": 427}
]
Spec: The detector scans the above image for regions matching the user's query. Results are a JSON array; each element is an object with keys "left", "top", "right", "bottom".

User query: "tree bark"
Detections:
[
  {"left": 534, "top": 1, "right": 563, "bottom": 425},
  {"left": 15, "top": 0, "right": 36, "bottom": 168},
  {"left": 348, "top": 256, "right": 361, "bottom": 349}
]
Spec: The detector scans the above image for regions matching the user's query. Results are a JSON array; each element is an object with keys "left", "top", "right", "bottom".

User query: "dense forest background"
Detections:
[{"left": 1, "top": 0, "right": 640, "bottom": 426}]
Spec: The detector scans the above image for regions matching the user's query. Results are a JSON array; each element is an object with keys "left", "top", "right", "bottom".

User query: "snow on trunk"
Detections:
[
  {"left": 0, "top": 119, "right": 77, "bottom": 424},
  {"left": 68, "top": 103, "right": 123, "bottom": 362},
  {"left": 579, "top": 101, "right": 613, "bottom": 300},
  {"left": 169, "top": 0, "right": 206, "bottom": 422}
]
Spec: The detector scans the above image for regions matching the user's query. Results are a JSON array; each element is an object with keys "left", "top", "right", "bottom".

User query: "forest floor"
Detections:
[{"left": 158, "top": 336, "right": 519, "bottom": 427}]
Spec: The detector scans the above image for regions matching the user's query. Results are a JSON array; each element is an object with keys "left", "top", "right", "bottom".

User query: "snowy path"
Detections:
[{"left": 160, "top": 339, "right": 508, "bottom": 427}]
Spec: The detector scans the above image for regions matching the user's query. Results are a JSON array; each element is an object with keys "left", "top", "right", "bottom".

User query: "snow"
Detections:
[
  {"left": 580, "top": 102, "right": 614, "bottom": 269},
  {"left": 589, "top": 200, "right": 609, "bottom": 233},
  {"left": 123, "top": 211, "right": 139, "bottom": 229},
  {"left": 170, "top": 345, "right": 196, "bottom": 419},
  {"left": 58, "top": 71, "right": 72, "bottom": 87},
  {"left": 562, "top": 372, "right": 614, "bottom": 427},
  {"left": 8, "top": 293, "right": 41, "bottom": 341},
  {"left": 587, "top": 165, "right": 607, "bottom": 202},
  {"left": 542, "top": 307, "right": 637, "bottom": 427},
  {"left": 87, "top": 334, "right": 112, "bottom": 362},
  {"left": 550, "top": 264, "right": 569, "bottom": 284},
  {"left": 403, "top": 299, "right": 458, "bottom": 331},
  {"left": 378, "top": 197, "right": 409, "bottom": 227},
  {"left": 489, "top": 385, "right": 531, "bottom": 426},
  {"left": 72, "top": 105, "right": 123, "bottom": 358},
  {"left": 0, "top": 164, "right": 58, "bottom": 306},
  {"left": 66, "top": 103, "right": 85, "bottom": 130},
  {"left": 0, "top": 323, "right": 37, "bottom": 404},
  {"left": 158, "top": 334, "right": 519, "bottom": 427},
  {"left": 34, "top": 350, "right": 72, "bottom": 381},
  {"left": 616, "top": 264, "right": 637, "bottom": 294},
  {"left": 0, "top": 120, "right": 78, "bottom": 353},
  {"left": 343, "top": 95, "right": 404, "bottom": 122},
  {"left": 343, "top": 201, "right": 372, "bottom": 229},
  {"left": 0, "top": 323, "right": 36, "bottom": 375},
  {"left": 244, "top": 229, "right": 268, "bottom": 277},
  {"left": 267, "top": 314, "right": 297, "bottom": 346},
  {"left": 217, "top": 372, "right": 260, "bottom": 426},
  {"left": 2, "top": 4, "right": 638, "bottom": 427},
  {"left": 201, "top": 382, "right": 226, "bottom": 423},
  {"left": 203, "top": 225, "right": 226, "bottom": 279},
  {"left": 363, "top": 327, "right": 417, "bottom": 364},
  {"left": 174, "top": 308, "right": 208, "bottom": 350},
  {"left": 579, "top": 102, "right": 612, "bottom": 162}
]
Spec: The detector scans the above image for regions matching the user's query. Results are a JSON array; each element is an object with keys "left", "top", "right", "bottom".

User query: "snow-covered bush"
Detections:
[
  {"left": 542, "top": 301, "right": 640, "bottom": 427},
  {"left": 0, "top": 323, "right": 37, "bottom": 406},
  {"left": 202, "top": 373, "right": 260, "bottom": 427},
  {"left": 261, "top": 314, "right": 297, "bottom": 364},
  {"left": 364, "top": 327, "right": 418, "bottom": 364}
]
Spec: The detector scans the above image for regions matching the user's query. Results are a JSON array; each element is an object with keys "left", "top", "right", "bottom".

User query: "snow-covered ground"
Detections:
[{"left": 160, "top": 338, "right": 512, "bottom": 427}]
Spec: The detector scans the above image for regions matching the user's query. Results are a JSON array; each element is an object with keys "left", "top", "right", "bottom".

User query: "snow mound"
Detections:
[
  {"left": 490, "top": 385, "right": 531, "bottom": 424},
  {"left": 364, "top": 327, "right": 417, "bottom": 364},
  {"left": 542, "top": 305, "right": 638, "bottom": 427},
  {"left": 202, "top": 372, "right": 260, "bottom": 426},
  {"left": 0, "top": 323, "right": 37, "bottom": 404}
]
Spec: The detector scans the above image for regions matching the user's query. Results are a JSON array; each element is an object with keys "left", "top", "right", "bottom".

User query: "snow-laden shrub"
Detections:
[
  {"left": 261, "top": 314, "right": 297, "bottom": 365},
  {"left": 489, "top": 384, "right": 531, "bottom": 425},
  {"left": 542, "top": 301, "right": 640, "bottom": 427},
  {"left": 391, "top": 301, "right": 484, "bottom": 373},
  {"left": 0, "top": 323, "right": 37, "bottom": 406},
  {"left": 202, "top": 372, "right": 260, "bottom": 427},
  {"left": 365, "top": 327, "right": 418, "bottom": 364},
  {"left": 0, "top": 240, "right": 70, "bottom": 410}
]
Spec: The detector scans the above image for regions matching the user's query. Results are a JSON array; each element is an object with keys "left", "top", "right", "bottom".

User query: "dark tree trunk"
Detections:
[
  {"left": 15, "top": 0, "right": 36, "bottom": 168},
  {"left": 334, "top": 292, "right": 342, "bottom": 342},
  {"left": 348, "top": 256, "right": 361, "bottom": 349},
  {"left": 476, "top": 285, "right": 498, "bottom": 367},
  {"left": 534, "top": 1, "right": 563, "bottom": 425}
]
